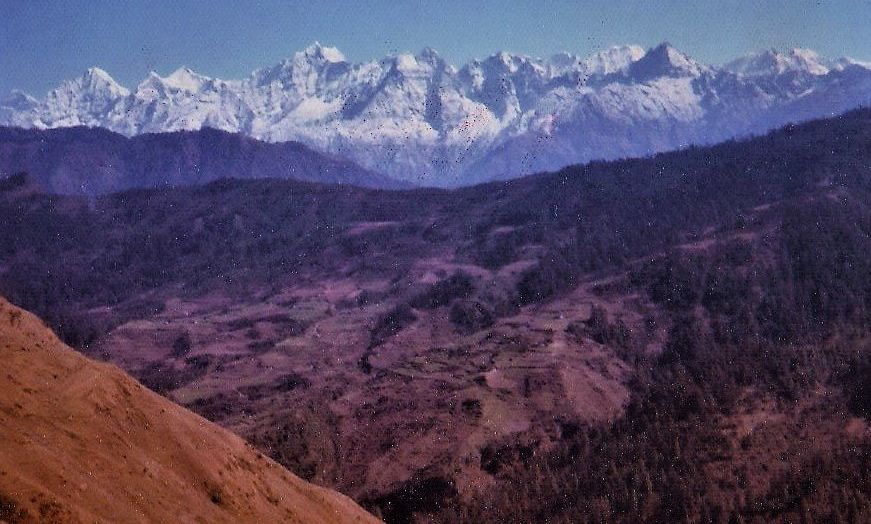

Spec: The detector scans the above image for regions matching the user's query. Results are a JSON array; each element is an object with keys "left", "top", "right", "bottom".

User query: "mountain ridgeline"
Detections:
[
  {"left": 0, "top": 125, "right": 403, "bottom": 195},
  {"left": 2, "top": 42, "right": 870, "bottom": 186},
  {"left": 1, "top": 109, "right": 869, "bottom": 522}
]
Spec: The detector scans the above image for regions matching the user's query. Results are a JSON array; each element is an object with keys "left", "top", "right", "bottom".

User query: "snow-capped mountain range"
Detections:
[{"left": 3, "top": 42, "right": 870, "bottom": 186}]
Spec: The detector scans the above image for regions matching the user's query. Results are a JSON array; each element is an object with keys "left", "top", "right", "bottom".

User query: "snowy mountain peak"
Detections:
[
  {"left": 381, "top": 49, "right": 449, "bottom": 78},
  {"left": 84, "top": 66, "right": 115, "bottom": 83},
  {"left": 467, "top": 51, "right": 545, "bottom": 79},
  {"left": 163, "top": 67, "right": 211, "bottom": 92},
  {"left": 789, "top": 48, "right": 829, "bottom": 73},
  {"left": 626, "top": 43, "right": 707, "bottom": 81},
  {"left": 74, "top": 67, "right": 130, "bottom": 97},
  {"left": 249, "top": 43, "right": 351, "bottom": 94},
  {"left": 417, "top": 47, "right": 453, "bottom": 74},
  {"left": 417, "top": 47, "right": 441, "bottom": 61},
  {"left": 725, "top": 48, "right": 831, "bottom": 77},
  {"left": 495, "top": 51, "right": 515, "bottom": 67},
  {"left": 392, "top": 53, "right": 421, "bottom": 72},
  {"left": 136, "top": 71, "right": 165, "bottom": 92},
  {"left": 2, "top": 90, "right": 38, "bottom": 111},
  {"left": 581, "top": 45, "right": 646, "bottom": 76},
  {"left": 51, "top": 66, "right": 130, "bottom": 103},
  {"left": 299, "top": 42, "right": 346, "bottom": 64},
  {"left": 548, "top": 52, "right": 581, "bottom": 70},
  {"left": 22, "top": 67, "right": 133, "bottom": 129},
  {"left": 504, "top": 51, "right": 539, "bottom": 69},
  {"left": 832, "top": 57, "right": 871, "bottom": 71},
  {"left": 133, "top": 68, "right": 210, "bottom": 98}
]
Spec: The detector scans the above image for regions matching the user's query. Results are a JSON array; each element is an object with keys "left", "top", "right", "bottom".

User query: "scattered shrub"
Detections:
[
  {"left": 449, "top": 301, "right": 494, "bottom": 333},
  {"left": 409, "top": 273, "right": 474, "bottom": 309},
  {"left": 170, "top": 332, "right": 192, "bottom": 357},
  {"left": 369, "top": 304, "right": 417, "bottom": 348}
]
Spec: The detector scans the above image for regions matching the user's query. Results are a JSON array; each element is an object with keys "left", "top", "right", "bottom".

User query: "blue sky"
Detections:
[{"left": 3, "top": 0, "right": 870, "bottom": 97}]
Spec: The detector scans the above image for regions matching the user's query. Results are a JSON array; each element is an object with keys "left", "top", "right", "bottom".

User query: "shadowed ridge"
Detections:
[
  {"left": 0, "top": 171, "right": 43, "bottom": 194},
  {"left": 0, "top": 125, "right": 408, "bottom": 195}
]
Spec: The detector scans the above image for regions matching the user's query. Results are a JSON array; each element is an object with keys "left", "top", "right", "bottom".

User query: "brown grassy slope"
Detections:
[{"left": 0, "top": 297, "right": 379, "bottom": 524}]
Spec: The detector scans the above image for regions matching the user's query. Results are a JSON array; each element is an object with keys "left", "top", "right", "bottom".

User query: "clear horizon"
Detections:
[{"left": 3, "top": 0, "right": 870, "bottom": 97}]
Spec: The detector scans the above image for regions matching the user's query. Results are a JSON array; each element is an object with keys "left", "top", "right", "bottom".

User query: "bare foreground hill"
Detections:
[
  {"left": 1, "top": 109, "right": 870, "bottom": 521},
  {"left": 0, "top": 297, "right": 378, "bottom": 523}
]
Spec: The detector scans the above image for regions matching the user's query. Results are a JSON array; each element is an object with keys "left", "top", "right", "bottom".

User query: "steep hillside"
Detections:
[
  {"left": 0, "top": 125, "right": 403, "bottom": 195},
  {"left": 0, "top": 297, "right": 379, "bottom": 523}
]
